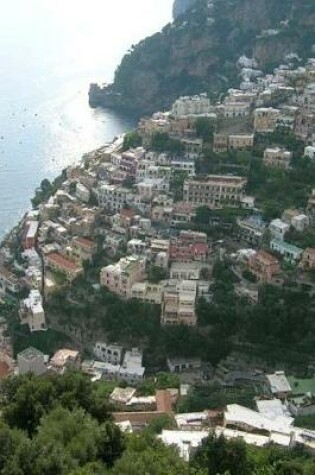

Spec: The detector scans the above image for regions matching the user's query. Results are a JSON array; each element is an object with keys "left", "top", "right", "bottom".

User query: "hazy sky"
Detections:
[{"left": 0, "top": 0, "right": 174, "bottom": 81}]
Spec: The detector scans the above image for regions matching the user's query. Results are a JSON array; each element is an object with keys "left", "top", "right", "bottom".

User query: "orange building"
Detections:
[{"left": 248, "top": 250, "right": 280, "bottom": 283}]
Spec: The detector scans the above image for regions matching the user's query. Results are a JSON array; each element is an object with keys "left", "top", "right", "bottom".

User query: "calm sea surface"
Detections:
[{"left": 0, "top": 0, "right": 172, "bottom": 240}]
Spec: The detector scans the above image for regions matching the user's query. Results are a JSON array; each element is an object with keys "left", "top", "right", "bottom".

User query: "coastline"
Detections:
[{"left": 0, "top": 134, "right": 128, "bottom": 251}]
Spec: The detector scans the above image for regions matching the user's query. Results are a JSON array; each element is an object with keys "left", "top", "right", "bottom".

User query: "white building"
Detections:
[
  {"left": 218, "top": 102, "right": 250, "bottom": 118},
  {"left": 137, "top": 178, "right": 169, "bottom": 199},
  {"left": 94, "top": 342, "right": 123, "bottom": 365},
  {"left": 18, "top": 347, "right": 46, "bottom": 376},
  {"left": 131, "top": 282, "right": 163, "bottom": 305},
  {"left": 171, "top": 160, "right": 195, "bottom": 176},
  {"left": 263, "top": 147, "right": 292, "bottom": 170},
  {"left": 304, "top": 145, "right": 315, "bottom": 159},
  {"left": 119, "top": 348, "right": 145, "bottom": 383},
  {"left": 127, "top": 239, "right": 147, "bottom": 256},
  {"left": 291, "top": 214, "right": 310, "bottom": 232},
  {"left": 97, "top": 184, "right": 132, "bottom": 212},
  {"left": 267, "top": 371, "right": 292, "bottom": 398},
  {"left": 269, "top": 219, "right": 290, "bottom": 241},
  {"left": 171, "top": 94, "right": 212, "bottom": 117},
  {"left": 20, "top": 290, "right": 46, "bottom": 333},
  {"left": 170, "top": 262, "right": 200, "bottom": 281},
  {"left": 76, "top": 183, "right": 90, "bottom": 203}
]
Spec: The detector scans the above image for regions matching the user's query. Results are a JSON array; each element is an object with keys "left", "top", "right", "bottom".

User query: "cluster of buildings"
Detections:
[
  {"left": 100, "top": 230, "right": 209, "bottom": 327},
  {"left": 110, "top": 369, "right": 315, "bottom": 459},
  {"left": 17, "top": 343, "right": 145, "bottom": 384},
  {"left": 0, "top": 54, "right": 314, "bottom": 461},
  {"left": 0, "top": 55, "right": 314, "bottom": 340}
]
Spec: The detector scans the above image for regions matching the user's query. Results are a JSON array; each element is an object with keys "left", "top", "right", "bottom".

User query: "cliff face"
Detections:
[
  {"left": 172, "top": 0, "right": 198, "bottom": 20},
  {"left": 89, "top": 0, "right": 315, "bottom": 115}
]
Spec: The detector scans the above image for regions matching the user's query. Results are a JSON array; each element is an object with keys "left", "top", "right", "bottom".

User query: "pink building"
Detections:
[{"left": 170, "top": 231, "right": 208, "bottom": 262}]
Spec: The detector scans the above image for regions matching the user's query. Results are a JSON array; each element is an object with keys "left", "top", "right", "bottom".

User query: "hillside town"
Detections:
[{"left": 1, "top": 53, "right": 315, "bottom": 459}]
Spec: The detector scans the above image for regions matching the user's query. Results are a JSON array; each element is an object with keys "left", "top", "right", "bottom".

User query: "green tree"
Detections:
[
  {"left": 193, "top": 434, "right": 250, "bottom": 475},
  {"left": 122, "top": 131, "right": 142, "bottom": 150},
  {"left": 195, "top": 117, "right": 214, "bottom": 142},
  {"left": 111, "top": 435, "right": 189, "bottom": 475}
]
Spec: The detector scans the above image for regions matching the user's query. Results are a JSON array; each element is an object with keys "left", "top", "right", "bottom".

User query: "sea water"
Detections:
[{"left": 0, "top": 0, "right": 172, "bottom": 240}]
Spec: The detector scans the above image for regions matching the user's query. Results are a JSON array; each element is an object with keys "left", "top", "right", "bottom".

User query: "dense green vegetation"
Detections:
[
  {"left": 178, "top": 383, "right": 257, "bottom": 413},
  {"left": 247, "top": 156, "right": 315, "bottom": 220},
  {"left": 31, "top": 171, "right": 67, "bottom": 208},
  {"left": 90, "top": 0, "right": 315, "bottom": 114},
  {"left": 150, "top": 132, "right": 185, "bottom": 154},
  {"left": 0, "top": 373, "right": 314, "bottom": 474},
  {"left": 42, "top": 252, "right": 315, "bottom": 375},
  {"left": 122, "top": 131, "right": 143, "bottom": 151}
]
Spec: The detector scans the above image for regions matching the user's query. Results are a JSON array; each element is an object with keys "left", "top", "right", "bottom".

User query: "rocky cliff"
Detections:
[
  {"left": 89, "top": 0, "right": 315, "bottom": 115},
  {"left": 173, "top": 0, "right": 198, "bottom": 20}
]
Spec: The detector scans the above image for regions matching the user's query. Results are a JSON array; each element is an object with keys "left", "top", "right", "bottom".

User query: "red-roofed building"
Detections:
[
  {"left": 170, "top": 230, "right": 209, "bottom": 262},
  {"left": 156, "top": 390, "right": 172, "bottom": 413},
  {"left": 248, "top": 250, "right": 280, "bottom": 283},
  {"left": 120, "top": 208, "right": 136, "bottom": 228},
  {"left": 45, "top": 253, "right": 83, "bottom": 282},
  {"left": 72, "top": 237, "right": 97, "bottom": 263}
]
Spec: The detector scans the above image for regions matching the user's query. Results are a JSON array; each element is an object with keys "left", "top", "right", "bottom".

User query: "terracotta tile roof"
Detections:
[
  {"left": 113, "top": 411, "right": 169, "bottom": 426},
  {"left": 120, "top": 208, "right": 136, "bottom": 219},
  {"left": 156, "top": 390, "right": 172, "bottom": 413},
  {"left": 256, "top": 250, "right": 279, "bottom": 265},
  {"left": 46, "top": 253, "right": 78, "bottom": 272},
  {"left": 74, "top": 237, "right": 95, "bottom": 249}
]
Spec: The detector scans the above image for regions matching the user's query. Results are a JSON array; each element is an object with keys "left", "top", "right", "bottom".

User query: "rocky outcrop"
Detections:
[
  {"left": 89, "top": 0, "right": 315, "bottom": 115},
  {"left": 173, "top": 0, "right": 198, "bottom": 20}
]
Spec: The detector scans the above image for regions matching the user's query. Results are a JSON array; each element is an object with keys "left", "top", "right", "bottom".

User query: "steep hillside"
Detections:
[
  {"left": 173, "top": 0, "right": 198, "bottom": 19},
  {"left": 89, "top": 0, "right": 315, "bottom": 115}
]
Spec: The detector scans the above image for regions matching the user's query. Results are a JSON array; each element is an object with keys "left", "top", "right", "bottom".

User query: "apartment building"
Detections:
[
  {"left": 100, "top": 256, "right": 146, "bottom": 298},
  {"left": 23, "top": 221, "right": 39, "bottom": 250},
  {"left": 269, "top": 219, "right": 290, "bottom": 242},
  {"left": 213, "top": 134, "right": 254, "bottom": 153},
  {"left": 127, "top": 239, "right": 147, "bottom": 256},
  {"left": 213, "top": 134, "right": 229, "bottom": 153},
  {"left": 71, "top": 237, "right": 97, "bottom": 263},
  {"left": 248, "top": 250, "right": 280, "bottom": 283},
  {"left": 20, "top": 290, "right": 46, "bottom": 333},
  {"left": 294, "top": 110, "right": 315, "bottom": 141},
  {"left": 170, "top": 231, "right": 208, "bottom": 262},
  {"left": 183, "top": 175, "right": 247, "bottom": 208},
  {"left": 131, "top": 282, "right": 163, "bottom": 305},
  {"left": 171, "top": 94, "right": 212, "bottom": 117},
  {"left": 300, "top": 248, "right": 315, "bottom": 270},
  {"left": 161, "top": 281, "right": 197, "bottom": 327},
  {"left": 94, "top": 342, "right": 123, "bottom": 365},
  {"left": 254, "top": 108, "right": 280, "bottom": 132},
  {"left": 263, "top": 147, "right": 292, "bottom": 170},
  {"left": 18, "top": 347, "right": 46, "bottom": 376},
  {"left": 170, "top": 262, "right": 200, "bottom": 281},
  {"left": 76, "top": 183, "right": 90, "bottom": 203},
  {"left": 45, "top": 253, "right": 83, "bottom": 282},
  {"left": 0, "top": 266, "right": 19, "bottom": 295},
  {"left": 118, "top": 148, "right": 145, "bottom": 178},
  {"left": 217, "top": 102, "right": 250, "bottom": 118},
  {"left": 270, "top": 239, "right": 303, "bottom": 263},
  {"left": 97, "top": 184, "right": 132, "bottom": 212},
  {"left": 171, "top": 160, "right": 195, "bottom": 176},
  {"left": 137, "top": 178, "right": 169, "bottom": 199}
]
